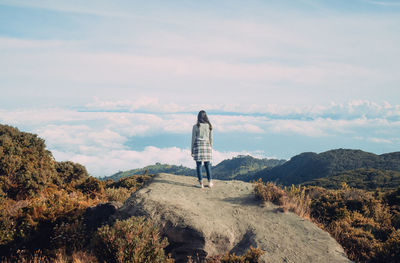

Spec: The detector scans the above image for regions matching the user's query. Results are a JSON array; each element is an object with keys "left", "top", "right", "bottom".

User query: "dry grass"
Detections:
[
  {"left": 254, "top": 179, "right": 311, "bottom": 219},
  {"left": 283, "top": 184, "right": 311, "bottom": 219},
  {"left": 0, "top": 250, "right": 99, "bottom": 263},
  {"left": 186, "top": 246, "right": 264, "bottom": 263},
  {"left": 105, "top": 187, "right": 131, "bottom": 202}
]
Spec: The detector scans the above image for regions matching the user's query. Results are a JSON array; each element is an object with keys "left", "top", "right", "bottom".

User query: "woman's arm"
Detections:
[
  {"left": 209, "top": 128, "right": 213, "bottom": 147},
  {"left": 191, "top": 125, "right": 196, "bottom": 154}
]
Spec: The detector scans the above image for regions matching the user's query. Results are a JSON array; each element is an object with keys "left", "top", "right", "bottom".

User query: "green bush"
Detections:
[
  {"left": 93, "top": 217, "right": 173, "bottom": 263},
  {"left": 55, "top": 161, "right": 89, "bottom": 187},
  {"left": 105, "top": 187, "right": 131, "bottom": 202},
  {"left": 77, "top": 177, "right": 105, "bottom": 199},
  {"left": 0, "top": 125, "right": 57, "bottom": 199},
  {"left": 107, "top": 174, "right": 153, "bottom": 191}
]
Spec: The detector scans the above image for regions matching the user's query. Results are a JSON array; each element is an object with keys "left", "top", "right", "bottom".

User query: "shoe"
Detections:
[
  {"left": 196, "top": 182, "right": 204, "bottom": 189},
  {"left": 209, "top": 181, "right": 214, "bottom": 188}
]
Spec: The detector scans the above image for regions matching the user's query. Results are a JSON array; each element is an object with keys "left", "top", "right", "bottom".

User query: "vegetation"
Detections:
[
  {"left": 254, "top": 180, "right": 311, "bottom": 218},
  {"left": 188, "top": 247, "right": 264, "bottom": 263},
  {"left": 254, "top": 180, "right": 400, "bottom": 263},
  {"left": 92, "top": 217, "right": 173, "bottom": 263},
  {"left": 0, "top": 124, "right": 155, "bottom": 262},
  {"left": 0, "top": 124, "right": 268, "bottom": 262},
  {"left": 213, "top": 155, "right": 285, "bottom": 181},
  {"left": 303, "top": 168, "right": 400, "bottom": 190},
  {"left": 253, "top": 149, "right": 400, "bottom": 185},
  {"left": 3, "top": 123, "right": 400, "bottom": 262}
]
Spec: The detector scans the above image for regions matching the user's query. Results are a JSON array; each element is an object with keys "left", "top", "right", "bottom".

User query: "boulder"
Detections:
[{"left": 117, "top": 173, "right": 351, "bottom": 263}]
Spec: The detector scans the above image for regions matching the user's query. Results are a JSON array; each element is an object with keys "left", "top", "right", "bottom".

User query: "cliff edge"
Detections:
[{"left": 117, "top": 173, "right": 351, "bottom": 263}]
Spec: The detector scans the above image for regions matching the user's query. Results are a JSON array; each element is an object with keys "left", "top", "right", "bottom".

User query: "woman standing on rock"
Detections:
[{"left": 191, "top": 110, "right": 213, "bottom": 188}]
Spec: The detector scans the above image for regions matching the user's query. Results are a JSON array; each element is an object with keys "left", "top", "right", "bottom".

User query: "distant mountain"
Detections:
[
  {"left": 251, "top": 149, "right": 400, "bottom": 185},
  {"left": 103, "top": 163, "right": 196, "bottom": 181},
  {"left": 212, "top": 155, "right": 286, "bottom": 180},
  {"left": 103, "top": 155, "right": 286, "bottom": 181}
]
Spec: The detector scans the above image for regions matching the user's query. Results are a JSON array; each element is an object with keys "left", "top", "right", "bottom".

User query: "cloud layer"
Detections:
[
  {"left": 0, "top": 99, "right": 399, "bottom": 177},
  {"left": 1, "top": 0, "right": 400, "bottom": 107},
  {"left": 1, "top": 1, "right": 399, "bottom": 176}
]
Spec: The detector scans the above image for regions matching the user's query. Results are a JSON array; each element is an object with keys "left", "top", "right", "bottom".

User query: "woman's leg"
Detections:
[
  {"left": 204, "top": 161, "right": 212, "bottom": 182},
  {"left": 196, "top": 161, "right": 203, "bottom": 182}
]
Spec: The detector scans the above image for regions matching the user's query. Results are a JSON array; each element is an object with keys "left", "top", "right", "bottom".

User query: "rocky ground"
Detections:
[{"left": 116, "top": 173, "right": 352, "bottom": 263}]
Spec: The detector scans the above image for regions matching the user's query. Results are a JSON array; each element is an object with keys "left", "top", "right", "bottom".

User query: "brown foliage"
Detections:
[
  {"left": 187, "top": 247, "right": 264, "bottom": 263},
  {"left": 92, "top": 217, "right": 173, "bottom": 263},
  {"left": 0, "top": 125, "right": 57, "bottom": 199},
  {"left": 254, "top": 179, "right": 310, "bottom": 218},
  {"left": 254, "top": 180, "right": 400, "bottom": 263}
]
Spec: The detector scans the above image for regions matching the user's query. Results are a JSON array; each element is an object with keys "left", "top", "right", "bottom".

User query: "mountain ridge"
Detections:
[
  {"left": 251, "top": 149, "right": 400, "bottom": 185},
  {"left": 103, "top": 155, "right": 286, "bottom": 181}
]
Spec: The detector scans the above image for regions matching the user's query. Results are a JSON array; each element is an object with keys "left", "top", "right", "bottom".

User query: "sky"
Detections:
[{"left": 1, "top": 0, "right": 399, "bottom": 177}]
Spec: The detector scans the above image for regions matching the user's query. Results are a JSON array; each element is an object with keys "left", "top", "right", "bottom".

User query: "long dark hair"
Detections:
[{"left": 197, "top": 110, "right": 212, "bottom": 130}]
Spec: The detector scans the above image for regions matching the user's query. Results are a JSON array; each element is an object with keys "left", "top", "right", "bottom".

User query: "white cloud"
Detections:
[
  {"left": 1, "top": 99, "right": 399, "bottom": 177},
  {"left": 83, "top": 98, "right": 400, "bottom": 119},
  {"left": 366, "top": 1, "right": 400, "bottom": 6},
  {"left": 0, "top": 0, "right": 130, "bottom": 17},
  {"left": 51, "top": 145, "right": 262, "bottom": 177},
  {"left": 0, "top": 37, "right": 71, "bottom": 50},
  {"left": 367, "top": 137, "right": 392, "bottom": 144},
  {"left": 1, "top": 1, "right": 400, "bottom": 109}
]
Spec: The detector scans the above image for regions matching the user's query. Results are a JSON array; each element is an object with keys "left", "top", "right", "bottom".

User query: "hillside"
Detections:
[
  {"left": 303, "top": 168, "right": 400, "bottom": 190},
  {"left": 1, "top": 124, "right": 399, "bottom": 262},
  {"left": 105, "top": 155, "right": 285, "bottom": 181},
  {"left": 0, "top": 124, "right": 158, "bottom": 262},
  {"left": 251, "top": 149, "right": 400, "bottom": 185},
  {"left": 212, "top": 155, "right": 285, "bottom": 180}
]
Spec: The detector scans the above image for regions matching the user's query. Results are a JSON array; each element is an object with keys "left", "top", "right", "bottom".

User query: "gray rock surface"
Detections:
[{"left": 117, "top": 173, "right": 351, "bottom": 263}]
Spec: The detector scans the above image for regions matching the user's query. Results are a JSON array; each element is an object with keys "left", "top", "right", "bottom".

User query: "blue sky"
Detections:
[{"left": 1, "top": 0, "right": 399, "bottom": 177}]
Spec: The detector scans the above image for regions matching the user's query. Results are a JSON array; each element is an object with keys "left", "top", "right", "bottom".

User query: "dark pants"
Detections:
[{"left": 196, "top": 161, "right": 212, "bottom": 182}]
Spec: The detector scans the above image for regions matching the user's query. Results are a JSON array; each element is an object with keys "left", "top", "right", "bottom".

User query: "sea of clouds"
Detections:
[{"left": 0, "top": 98, "right": 399, "bottom": 177}]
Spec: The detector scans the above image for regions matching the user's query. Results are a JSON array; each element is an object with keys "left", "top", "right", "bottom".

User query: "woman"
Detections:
[{"left": 191, "top": 110, "right": 213, "bottom": 188}]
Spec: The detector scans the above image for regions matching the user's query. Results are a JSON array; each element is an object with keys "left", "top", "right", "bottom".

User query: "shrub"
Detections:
[
  {"left": 327, "top": 214, "right": 380, "bottom": 262},
  {"left": 379, "top": 229, "right": 400, "bottom": 263},
  {"left": 202, "top": 246, "right": 264, "bottom": 263},
  {"left": 0, "top": 249, "right": 99, "bottom": 263},
  {"left": 0, "top": 250, "right": 50, "bottom": 263},
  {"left": 106, "top": 174, "right": 153, "bottom": 192},
  {"left": 77, "top": 177, "right": 105, "bottom": 199},
  {"left": 310, "top": 190, "right": 350, "bottom": 225},
  {"left": 308, "top": 186, "right": 397, "bottom": 262},
  {"left": 253, "top": 181, "right": 400, "bottom": 262},
  {"left": 92, "top": 217, "right": 173, "bottom": 263},
  {"left": 284, "top": 184, "right": 311, "bottom": 218},
  {"left": 0, "top": 186, "right": 100, "bottom": 257},
  {"left": 254, "top": 180, "right": 310, "bottom": 218},
  {"left": 105, "top": 187, "right": 131, "bottom": 202},
  {"left": 51, "top": 220, "right": 87, "bottom": 254},
  {"left": 54, "top": 161, "right": 89, "bottom": 187},
  {"left": 0, "top": 125, "right": 57, "bottom": 199},
  {"left": 254, "top": 180, "right": 286, "bottom": 205}
]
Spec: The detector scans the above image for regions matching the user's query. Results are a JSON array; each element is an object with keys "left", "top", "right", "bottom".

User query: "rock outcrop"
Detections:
[{"left": 116, "top": 173, "right": 351, "bottom": 263}]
